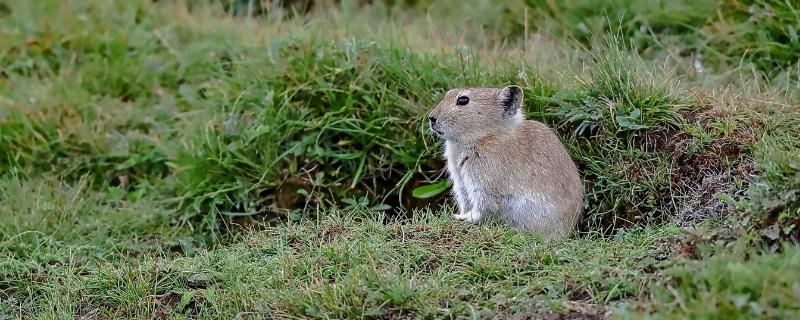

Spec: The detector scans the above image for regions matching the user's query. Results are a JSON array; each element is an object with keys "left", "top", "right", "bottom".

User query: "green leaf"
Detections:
[
  {"left": 412, "top": 180, "right": 451, "bottom": 199},
  {"left": 629, "top": 108, "right": 642, "bottom": 119},
  {"left": 615, "top": 115, "right": 648, "bottom": 130}
]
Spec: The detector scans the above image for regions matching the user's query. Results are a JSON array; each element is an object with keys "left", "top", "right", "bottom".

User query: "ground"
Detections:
[{"left": 1, "top": 0, "right": 799, "bottom": 319}]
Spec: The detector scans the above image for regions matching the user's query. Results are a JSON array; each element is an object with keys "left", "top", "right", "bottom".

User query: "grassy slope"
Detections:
[{"left": 1, "top": 0, "right": 799, "bottom": 319}]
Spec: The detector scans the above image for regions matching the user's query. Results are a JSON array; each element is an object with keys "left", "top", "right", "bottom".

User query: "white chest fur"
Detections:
[
  {"left": 444, "top": 141, "right": 470, "bottom": 186},
  {"left": 443, "top": 141, "right": 460, "bottom": 175},
  {"left": 444, "top": 141, "right": 480, "bottom": 220},
  {"left": 444, "top": 139, "right": 554, "bottom": 226}
]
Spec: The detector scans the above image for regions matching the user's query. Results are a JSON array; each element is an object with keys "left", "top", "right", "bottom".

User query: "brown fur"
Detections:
[{"left": 428, "top": 85, "right": 583, "bottom": 239}]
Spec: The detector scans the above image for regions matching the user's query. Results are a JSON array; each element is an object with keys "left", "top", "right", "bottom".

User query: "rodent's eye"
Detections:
[{"left": 456, "top": 96, "right": 470, "bottom": 106}]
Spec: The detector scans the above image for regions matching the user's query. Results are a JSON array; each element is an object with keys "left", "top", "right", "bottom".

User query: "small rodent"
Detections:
[{"left": 428, "top": 85, "right": 584, "bottom": 239}]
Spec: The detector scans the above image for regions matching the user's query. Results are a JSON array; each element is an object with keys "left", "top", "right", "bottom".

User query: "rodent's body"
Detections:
[
  {"left": 429, "top": 86, "right": 583, "bottom": 239},
  {"left": 444, "top": 120, "right": 582, "bottom": 239}
]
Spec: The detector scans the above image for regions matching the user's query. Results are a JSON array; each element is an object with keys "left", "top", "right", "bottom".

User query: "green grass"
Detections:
[
  {"left": 1, "top": 0, "right": 799, "bottom": 318},
  {"left": 631, "top": 242, "right": 800, "bottom": 319},
  {"left": 520, "top": 0, "right": 800, "bottom": 82},
  {"left": 1, "top": 209, "right": 680, "bottom": 318}
]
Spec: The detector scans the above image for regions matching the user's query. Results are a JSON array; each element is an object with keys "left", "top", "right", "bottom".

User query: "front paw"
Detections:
[{"left": 453, "top": 210, "right": 481, "bottom": 223}]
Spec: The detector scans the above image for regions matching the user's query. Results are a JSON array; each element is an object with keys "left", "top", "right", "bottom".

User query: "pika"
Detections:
[{"left": 428, "top": 85, "right": 583, "bottom": 239}]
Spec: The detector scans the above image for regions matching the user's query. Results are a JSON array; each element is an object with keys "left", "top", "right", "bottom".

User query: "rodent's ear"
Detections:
[{"left": 497, "top": 85, "right": 523, "bottom": 118}]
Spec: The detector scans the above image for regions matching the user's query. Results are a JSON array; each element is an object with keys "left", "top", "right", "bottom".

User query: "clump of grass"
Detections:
[
  {"left": 557, "top": 37, "right": 689, "bottom": 136},
  {"left": 0, "top": 80, "right": 170, "bottom": 188},
  {"left": 548, "top": 37, "right": 693, "bottom": 231},
  {"left": 568, "top": 139, "right": 676, "bottom": 230},
  {"left": 170, "top": 39, "right": 466, "bottom": 227},
  {"left": 633, "top": 243, "right": 800, "bottom": 319},
  {"left": 737, "top": 129, "right": 800, "bottom": 245}
]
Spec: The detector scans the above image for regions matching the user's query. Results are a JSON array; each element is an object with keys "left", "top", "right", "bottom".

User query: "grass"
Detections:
[
  {"left": 520, "top": 0, "right": 800, "bottom": 82},
  {"left": 1, "top": 0, "right": 799, "bottom": 318},
  {"left": 2, "top": 209, "right": 680, "bottom": 318},
  {"left": 631, "top": 242, "right": 800, "bottom": 319}
]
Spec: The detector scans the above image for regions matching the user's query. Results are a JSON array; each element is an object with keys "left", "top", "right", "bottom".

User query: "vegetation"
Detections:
[{"left": 1, "top": 0, "right": 798, "bottom": 318}]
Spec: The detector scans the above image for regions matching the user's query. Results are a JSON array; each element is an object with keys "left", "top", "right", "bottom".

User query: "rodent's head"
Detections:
[{"left": 428, "top": 85, "right": 524, "bottom": 141}]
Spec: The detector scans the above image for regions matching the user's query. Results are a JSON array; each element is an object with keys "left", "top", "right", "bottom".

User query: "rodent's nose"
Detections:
[{"left": 428, "top": 115, "right": 437, "bottom": 125}]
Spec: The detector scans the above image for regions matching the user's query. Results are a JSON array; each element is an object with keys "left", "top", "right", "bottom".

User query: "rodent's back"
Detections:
[
  {"left": 511, "top": 121, "right": 580, "bottom": 183},
  {"left": 506, "top": 120, "right": 583, "bottom": 236}
]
